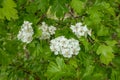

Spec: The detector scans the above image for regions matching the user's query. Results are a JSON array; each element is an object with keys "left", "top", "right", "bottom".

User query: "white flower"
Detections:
[
  {"left": 22, "top": 21, "right": 32, "bottom": 28},
  {"left": 70, "top": 25, "right": 76, "bottom": 33},
  {"left": 48, "top": 26, "right": 56, "bottom": 35},
  {"left": 50, "top": 36, "right": 80, "bottom": 58},
  {"left": 70, "top": 22, "right": 92, "bottom": 38},
  {"left": 39, "top": 22, "right": 56, "bottom": 39},
  {"left": 40, "top": 32, "right": 50, "bottom": 39},
  {"left": 17, "top": 21, "right": 34, "bottom": 43},
  {"left": 54, "top": 51, "right": 59, "bottom": 55},
  {"left": 76, "top": 22, "right": 82, "bottom": 27},
  {"left": 40, "top": 22, "right": 48, "bottom": 32},
  {"left": 62, "top": 49, "right": 72, "bottom": 58}
]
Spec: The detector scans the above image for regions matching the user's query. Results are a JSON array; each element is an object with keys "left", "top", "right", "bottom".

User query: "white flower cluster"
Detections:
[
  {"left": 70, "top": 22, "right": 91, "bottom": 38},
  {"left": 17, "top": 21, "right": 34, "bottom": 43},
  {"left": 50, "top": 36, "right": 80, "bottom": 58},
  {"left": 39, "top": 22, "right": 56, "bottom": 39}
]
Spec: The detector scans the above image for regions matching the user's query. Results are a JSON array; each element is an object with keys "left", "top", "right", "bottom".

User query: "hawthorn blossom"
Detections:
[
  {"left": 70, "top": 22, "right": 91, "bottom": 38},
  {"left": 49, "top": 26, "right": 56, "bottom": 35},
  {"left": 39, "top": 22, "right": 56, "bottom": 39},
  {"left": 17, "top": 21, "right": 34, "bottom": 43},
  {"left": 50, "top": 36, "right": 80, "bottom": 58}
]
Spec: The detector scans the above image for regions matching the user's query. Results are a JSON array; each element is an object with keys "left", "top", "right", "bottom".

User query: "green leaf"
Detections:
[
  {"left": 113, "top": 56, "right": 120, "bottom": 67},
  {"left": 4, "top": 40, "right": 20, "bottom": 55},
  {"left": 0, "top": 0, "right": 3, "bottom": 7},
  {"left": 111, "top": 69, "right": 119, "bottom": 80},
  {"left": 99, "top": 2, "right": 115, "bottom": 16},
  {"left": 26, "top": 2, "right": 38, "bottom": 14},
  {"left": 83, "top": 65, "right": 95, "bottom": 78},
  {"left": 46, "top": 57, "right": 66, "bottom": 80},
  {"left": 105, "top": 40, "right": 117, "bottom": 47},
  {"left": 34, "top": 27, "right": 42, "bottom": 38},
  {"left": 71, "top": 0, "right": 84, "bottom": 14},
  {"left": 97, "top": 25, "right": 109, "bottom": 36},
  {"left": 96, "top": 45, "right": 114, "bottom": 65},
  {"left": 50, "top": 0, "right": 68, "bottom": 17},
  {"left": 80, "top": 37, "right": 90, "bottom": 52},
  {"left": 0, "top": 49, "right": 11, "bottom": 65},
  {"left": 0, "top": 22, "right": 7, "bottom": 36},
  {"left": 37, "top": 0, "right": 49, "bottom": 12},
  {"left": 69, "top": 58, "right": 78, "bottom": 68},
  {"left": 0, "top": 0, "right": 18, "bottom": 20},
  {"left": 86, "top": 7, "right": 103, "bottom": 25}
]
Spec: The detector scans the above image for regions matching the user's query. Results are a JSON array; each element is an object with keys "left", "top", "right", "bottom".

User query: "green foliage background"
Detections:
[{"left": 0, "top": 0, "right": 120, "bottom": 80}]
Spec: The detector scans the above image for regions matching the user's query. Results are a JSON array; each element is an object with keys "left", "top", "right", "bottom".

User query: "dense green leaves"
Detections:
[{"left": 0, "top": 0, "right": 120, "bottom": 80}]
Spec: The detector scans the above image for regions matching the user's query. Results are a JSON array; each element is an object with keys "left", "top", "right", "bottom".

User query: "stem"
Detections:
[{"left": 23, "top": 44, "right": 30, "bottom": 59}]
